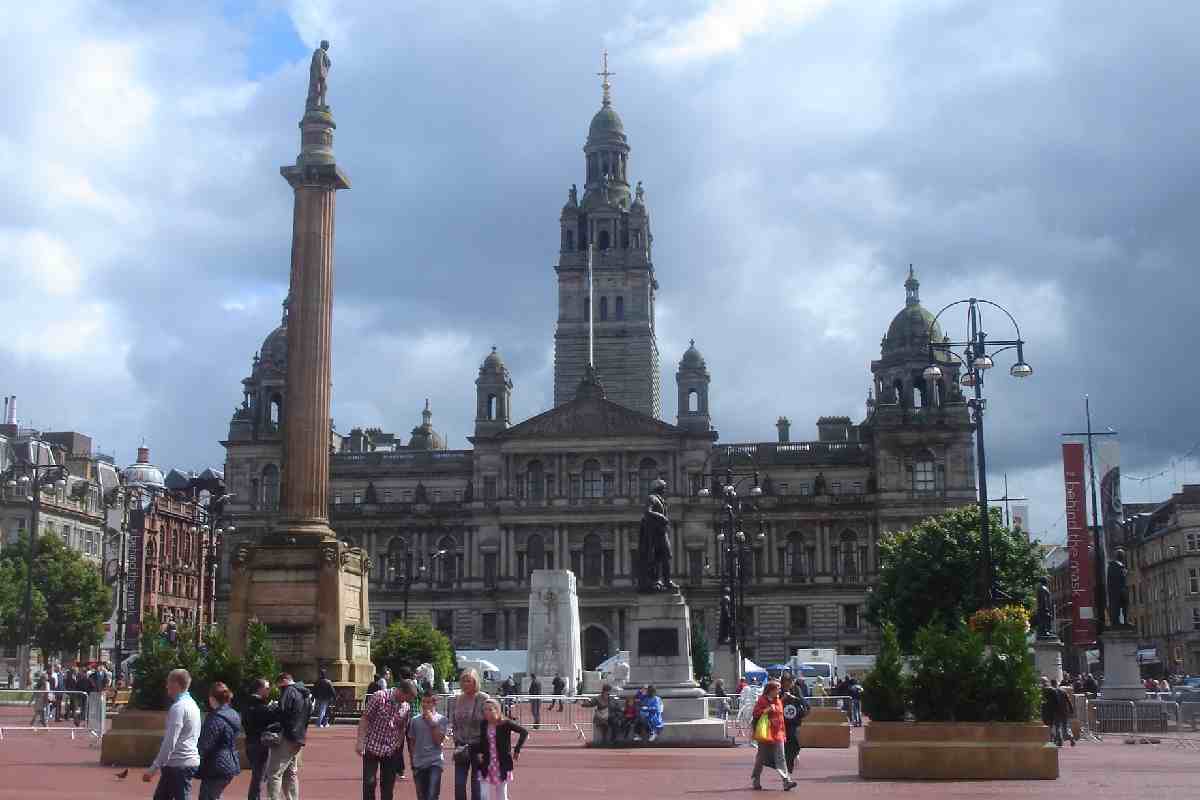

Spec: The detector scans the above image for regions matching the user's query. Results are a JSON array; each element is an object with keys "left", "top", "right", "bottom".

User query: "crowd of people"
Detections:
[{"left": 23, "top": 661, "right": 114, "bottom": 727}]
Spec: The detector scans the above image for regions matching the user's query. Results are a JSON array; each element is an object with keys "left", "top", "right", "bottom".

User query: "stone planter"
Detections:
[
  {"left": 798, "top": 706, "right": 851, "bottom": 748},
  {"left": 101, "top": 708, "right": 253, "bottom": 768},
  {"left": 858, "top": 721, "right": 1059, "bottom": 780}
]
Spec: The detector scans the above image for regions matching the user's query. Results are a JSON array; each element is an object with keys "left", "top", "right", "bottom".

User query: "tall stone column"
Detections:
[
  {"left": 277, "top": 97, "right": 349, "bottom": 539},
  {"left": 228, "top": 43, "right": 373, "bottom": 698}
]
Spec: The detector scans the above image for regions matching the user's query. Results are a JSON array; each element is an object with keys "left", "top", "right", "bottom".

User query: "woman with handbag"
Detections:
[
  {"left": 473, "top": 699, "right": 528, "bottom": 800},
  {"left": 196, "top": 682, "right": 242, "bottom": 800},
  {"left": 750, "top": 680, "right": 797, "bottom": 792},
  {"left": 579, "top": 683, "right": 615, "bottom": 745},
  {"left": 451, "top": 669, "right": 490, "bottom": 800}
]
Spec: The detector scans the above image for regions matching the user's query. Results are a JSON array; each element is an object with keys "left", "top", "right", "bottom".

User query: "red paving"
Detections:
[{"left": 0, "top": 724, "right": 1198, "bottom": 799}]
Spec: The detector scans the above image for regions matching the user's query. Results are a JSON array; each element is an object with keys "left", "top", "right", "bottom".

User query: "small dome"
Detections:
[
  {"left": 481, "top": 347, "right": 506, "bottom": 371},
  {"left": 122, "top": 446, "right": 164, "bottom": 489},
  {"left": 882, "top": 268, "right": 942, "bottom": 355},
  {"left": 259, "top": 324, "right": 287, "bottom": 368},
  {"left": 679, "top": 339, "right": 706, "bottom": 370},
  {"left": 588, "top": 105, "right": 624, "bottom": 140}
]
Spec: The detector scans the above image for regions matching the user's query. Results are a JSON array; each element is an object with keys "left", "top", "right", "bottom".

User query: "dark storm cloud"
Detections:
[{"left": 4, "top": 1, "right": 1199, "bottom": 538}]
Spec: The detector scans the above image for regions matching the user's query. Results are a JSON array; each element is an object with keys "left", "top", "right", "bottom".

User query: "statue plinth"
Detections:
[
  {"left": 1031, "top": 636, "right": 1063, "bottom": 685},
  {"left": 1099, "top": 627, "right": 1143, "bottom": 700},
  {"left": 227, "top": 538, "right": 374, "bottom": 690}
]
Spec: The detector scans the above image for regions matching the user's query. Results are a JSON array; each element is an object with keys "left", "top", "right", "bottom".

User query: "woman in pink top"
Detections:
[{"left": 473, "top": 699, "right": 528, "bottom": 800}]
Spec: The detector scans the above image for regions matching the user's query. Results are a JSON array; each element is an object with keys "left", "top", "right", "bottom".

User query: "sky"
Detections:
[{"left": 4, "top": 0, "right": 1200, "bottom": 544}]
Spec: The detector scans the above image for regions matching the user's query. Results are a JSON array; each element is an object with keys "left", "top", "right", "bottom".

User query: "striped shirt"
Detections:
[{"left": 360, "top": 689, "right": 410, "bottom": 758}]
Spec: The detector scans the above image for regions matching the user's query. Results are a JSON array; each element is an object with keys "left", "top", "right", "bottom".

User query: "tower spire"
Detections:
[
  {"left": 905, "top": 264, "right": 920, "bottom": 306},
  {"left": 597, "top": 50, "right": 614, "bottom": 108}
]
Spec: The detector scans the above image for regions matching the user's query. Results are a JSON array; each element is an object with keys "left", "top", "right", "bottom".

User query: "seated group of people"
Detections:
[{"left": 583, "top": 684, "right": 665, "bottom": 744}]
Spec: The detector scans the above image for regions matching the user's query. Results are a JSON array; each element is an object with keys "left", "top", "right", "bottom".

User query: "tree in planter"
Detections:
[
  {"left": 131, "top": 612, "right": 179, "bottom": 710},
  {"left": 979, "top": 616, "right": 1040, "bottom": 722},
  {"left": 242, "top": 620, "right": 281, "bottom": 690},
  {"left": 371, "top": 619, "right": 455, "bottom": 686},
  {"left": 867, "top": 506, "right": 1042, "bottom": 650},
  {"left": 861, "top": 622, "right": 907, "bottom": 722},
  {"left": 908, "top": 620, "right": 987, "bottom": 722},
  {"left": 193, "top": 627, "right": 242, "bottom": 709},
  {"left": 690, "top": 624, "right": 713, "bottom": 683}
]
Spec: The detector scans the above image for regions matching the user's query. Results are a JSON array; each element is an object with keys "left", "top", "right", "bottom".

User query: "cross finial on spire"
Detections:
[{"left": 597, "top": 50, "right": 615, "bottom": 107}]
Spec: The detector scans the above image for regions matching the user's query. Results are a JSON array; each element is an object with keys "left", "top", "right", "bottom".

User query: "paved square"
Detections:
[{"left": 0, "top": 725, "right": 1197, "bottom": 799}]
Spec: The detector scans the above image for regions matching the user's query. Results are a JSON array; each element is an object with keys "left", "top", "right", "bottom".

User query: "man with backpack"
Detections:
[{"left": 267, "top": 673, "right": 311, "bottom": 800}]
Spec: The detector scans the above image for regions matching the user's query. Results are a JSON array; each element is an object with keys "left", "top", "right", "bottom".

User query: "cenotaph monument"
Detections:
[
  {"left": 227, "top": 41, "right": 373, "bottom": 700},
  {"left": 526, "top": 570, "right": 582, "bottom": 694},
  {"left": 625, "top": 479, "right": 731, "bottom": 745}
]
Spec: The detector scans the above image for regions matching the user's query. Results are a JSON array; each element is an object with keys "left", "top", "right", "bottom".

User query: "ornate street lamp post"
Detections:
[
  {"left": 923, "top": 297, "right": 1032, "bottom": 603},
  {"left": 699, "top": 470, "right": 764, "bottom": 657}
]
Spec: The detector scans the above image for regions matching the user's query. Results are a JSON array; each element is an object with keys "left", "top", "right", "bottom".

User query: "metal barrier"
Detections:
[
  {"left": 0, "top": 690, "right": 104, "bottom": 744},
  {"left": 1089, "top": 699, "right": 1136, "bottom": 737}
]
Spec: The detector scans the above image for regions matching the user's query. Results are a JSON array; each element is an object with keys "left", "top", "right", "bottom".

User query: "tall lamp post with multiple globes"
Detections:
[
  {"left": 386, "top": 548, "right": 449, "bottom": 623},
  {"left": 3, "top": 459, "right": 69, "bottom": 685},
  {"left": 922, "top": 297, "right": 1033, "bottom": 604},
  {"left": 698, "top": 469, "right": 765, "bottom": 658},
  {"left": 193, "top": 493, "right": 234, "bottom": 648}
]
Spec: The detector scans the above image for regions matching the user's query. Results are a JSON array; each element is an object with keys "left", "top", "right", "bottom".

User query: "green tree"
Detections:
[
  {"left": 690, "top": 623, "right": 713, "bottom": 682},
  {"left": 981, "top": 616, "right": 1040, "bottom": 722},
  {"left": 371, "top": 619, "right": 454, "bottom": 684},
  {"left": 866, "top": 506, "right": 1042, "bottom": 649},
  {"left": 0, "top": 533, "right": 110, "bottom": 660},
  {"left": 194, "top": 627, "right": 242, "bottom": 708},
  {"left": 0, "top": 559, "right": 47, "bottom": 650},
  {"left": 861, "top": 622, "right": 907, "bottom": 722},
  {"left": 131, "top": 612, "right": 178, "bottom": 710},
  {"left": 241, "top": 620, "right": 280, "bottom": 694}
]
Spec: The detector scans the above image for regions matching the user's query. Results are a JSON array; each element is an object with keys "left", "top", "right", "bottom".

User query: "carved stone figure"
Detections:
[
  {"left": 364, "top": 481, "right": 379, "bottom": 504},
  {"left": 1107, "top": 548, "right": 1130, "bottom": 627},
  {"left": 568, "top": 184, "right": 578, "bottom": 206},
  {"left": 813, "top": 472, "right": 827, "bottom": 496},
  {"left": 1034, "top": 576, "right": 1055, "bottom": 638},
  {"left": 307, "top": 40, "right": 331, "bottom": 111},
  {"left": 637, "top": 479, "right": 676, "bottom": 593},
  {"left": 635, "top": 180, "right": 644, "bottom": 204},
  {"left": 415, "top": 481, "right": 428, "bottom": 504},
  {"left": 718, "top": 592, "right": 734, "bottom": 645}
]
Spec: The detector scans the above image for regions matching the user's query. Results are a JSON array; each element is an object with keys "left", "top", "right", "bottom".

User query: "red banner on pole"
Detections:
[{"left": 1062, "top": 442, "right": 1095, "bottom": 646}]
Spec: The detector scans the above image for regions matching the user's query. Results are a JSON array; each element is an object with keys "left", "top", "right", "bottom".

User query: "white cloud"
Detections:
[{"left": 636, "top": 0, "right": 835, "bottom": 64}]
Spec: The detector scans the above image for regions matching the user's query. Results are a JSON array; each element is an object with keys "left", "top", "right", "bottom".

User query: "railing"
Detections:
[{"left": 0, "top": 690, "right": 105, "bottom": 744}]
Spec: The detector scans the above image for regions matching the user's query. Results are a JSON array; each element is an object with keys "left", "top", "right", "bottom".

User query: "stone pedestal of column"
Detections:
[
  {"left": 1099, "top": 627, "right": 1144, "bottom": 700},
  {"left": 626, "top": 592, "right": 732, "bottom": 746},
  {"left": 711, "top": 646, "right": 742, "bottom": 687},
  {"left": 1032, "top": 637, "right": 1064, "bottom": 684}
]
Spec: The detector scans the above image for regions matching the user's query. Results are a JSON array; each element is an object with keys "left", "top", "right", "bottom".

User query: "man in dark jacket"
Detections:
[
  {"left": 242, "top": 678, "right": 274, "bottom": 800},
  {"left": 313, "top": 670, "right": 337, "bottom": 728},
  {"left": 779, "top": 673, "right": 807, "bottom": 774},
  {"left": 266, "top": 673, "right": 310, "bottom": 800},
  {"left": 551, "top": 673, "right": 566, "bottom": 711}
]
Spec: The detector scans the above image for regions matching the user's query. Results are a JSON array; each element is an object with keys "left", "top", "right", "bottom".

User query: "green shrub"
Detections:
[
  {"left": 131, "top": 613, "right": 176, "bottom": 710},
  {"left": 372, "top": 619, "right": 455, "bottom": 685},
  {"left": 862, "top": 622, "right": 908, "bottom": 721},
  {"left": 981, "top": 617, "right": 1040, "bottom": 722},
  {"left": 909, "top": 621, "right": 987, "bottom": 721}
]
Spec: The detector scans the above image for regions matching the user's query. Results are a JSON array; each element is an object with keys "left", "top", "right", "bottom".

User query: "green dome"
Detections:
[
  {"left": 883, "top": 304, "right": 941, "bottom": 354},
  {"left": 588, "top": 105, "right": 624, "bottom": 140}
]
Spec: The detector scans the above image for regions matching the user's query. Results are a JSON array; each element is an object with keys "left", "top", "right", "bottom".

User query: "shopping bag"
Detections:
[{"left": 753, "top": 713, "right": 772, "bottom": 743}]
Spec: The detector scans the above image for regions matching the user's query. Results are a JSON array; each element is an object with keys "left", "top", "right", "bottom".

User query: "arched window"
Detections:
[
  {"left": 582, "top": 459, "right": 603, "bottom": 498},
  {"left": 388, "top": 537, "right": 410, "bottom": 586},
  {"left": 527, "top": 534, "right": 545, "bottom": 579},
  {"left": 638, "top": 458, "right": 658, "bottom": 500},
  {"left": 436, "top": 536, "right": 457, "bottom": 587},
  {"left": 912, "top": 452, "right": 936, "bottom": 494},
  {"left": 261, "top": 464, "right": 280, "bottom": 510},
  {"left": 598, "top": 229, "right": 611, "bottom": 250},
  {"left": 615, "top": 296, "right": 624, "bottom": 320},
  {"left": 687, "top": 389, "right": 699, "bottom": 413},
  {"left": 526, "top": 460, "right": 544, "bottom": 501},
  {"left": 893, "top": 379, "right": 904, "bottom": 406},
  {"left": 583, "top": 534, "right": 603, "bottom": 586},
  {"left": 486, "top": 394, "right": 497, "bottom": 421},
  {"left": 936, "top": 379, "right": 947, "bottom": 407},
  {"left": 269, "top": 394, "right": 283, "bottom": 427},
  {"left": 599, "top": 296, "right": 608, "bottom": 320}
]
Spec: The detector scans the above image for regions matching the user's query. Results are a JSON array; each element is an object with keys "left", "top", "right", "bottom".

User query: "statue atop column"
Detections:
[
  {"left": 1034, "top": 576, "right": 1055, "bottom": 639},
  {"left": 1107, "top": 548, "right": 1130, "bottom": 627},
  {"left": 637, "top": 479, "right": 677, "bottom": 593},
  {"left": 307, "top": 40, "right": 331, "bottom": 112},
  {"left": 717, "top": 592, "right": 734, "bottom": 645}
]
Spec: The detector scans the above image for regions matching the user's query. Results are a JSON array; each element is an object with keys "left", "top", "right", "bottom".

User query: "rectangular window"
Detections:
[
  {"left": 484, "top": 477, "right": 497, "bottom": 500},
  {"left": 778, "top": 483, "right": 789, "bottom": 496},
  {"left": 831, "top": 481, "right": 842, "bottom": 495},
  {"left": 353, "top": 491, "right": 362, "bottom": 505},
  {"left": 403, "top": 489, "right": 413, "bottom": 502},
  {"left": 1189, "top": 568, "right": 1200, "bottom": 595},
  {"left": 1187, "top": 532, "right": 1200, "bottom": 552},
  {"left": 799, "top": 482, "right": 812, "bottom": 497},
  {"left": 432, "top": 489, "right": 441, "bottom": 503},
  {"left": 484, "top": 553, "right": 498, "bottom": 588},
  {"left": 455, "top": 489, "right": 464, "bottom": 502},
  {"left": 602, "top": 473, "right": 615, "bottom": 497},
  {"left": 1193, "top": 607, "right": 1200, "bottom": 631},
  {"left": 384, "top": 489, "right": 392, "bottom": 502},
  {"left": 913, "top": 460, "right": 936, "bottom": 493},
  {"left": 852, "top": 481, "right": 863, "bottom": 494},
  {"left": 843, "top": 604, "right": 860, "bottom": 631},
  {"left": 789, "top": 606, "right": 808, "bottom": 633},
  {"left": 481, "top": 613, "right": 497, "bottom": 640},
  {"left": 334, "top": 493, "right": 342, "bottom": 505}
]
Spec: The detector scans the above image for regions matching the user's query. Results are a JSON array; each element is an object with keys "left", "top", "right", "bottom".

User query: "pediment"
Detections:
[{"left": 502, "top": 397, "right": 680, "bottom": 440}]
